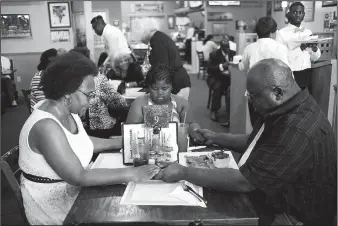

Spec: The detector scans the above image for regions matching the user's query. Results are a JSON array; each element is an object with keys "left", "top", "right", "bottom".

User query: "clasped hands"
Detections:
[
  {"left": 134, "top": 129, "right": 218, "bottom": 183},
  {"left": 300, "top": 43, "right": 318, "bottom": 52}
]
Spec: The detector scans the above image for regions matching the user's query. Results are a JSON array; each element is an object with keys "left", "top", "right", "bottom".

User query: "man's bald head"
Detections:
[
  {"left": 246, "top": 58, "right": 300, "bottom": 115},
  {"left": 247, "top": 58, "right": 294, "bottom": 91}
]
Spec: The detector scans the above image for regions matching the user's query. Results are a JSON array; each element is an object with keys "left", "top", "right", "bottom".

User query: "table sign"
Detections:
[
  {"left": 122, "top": 123, "right": 178, "bottom": 165},
  {"left": 144, "top": 105, "right": 171, "bottom": 128}
]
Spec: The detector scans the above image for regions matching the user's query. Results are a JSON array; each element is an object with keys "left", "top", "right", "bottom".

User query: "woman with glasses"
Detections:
[{"left": 18, "top": 52, "right": 160, "bottom": 225}]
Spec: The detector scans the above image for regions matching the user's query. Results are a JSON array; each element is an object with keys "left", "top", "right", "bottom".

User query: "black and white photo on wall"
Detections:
[
  {"left": 267, "top": 1, "right": 272, "bottom": 16},
  {"left": 1, "top": 14, "right": 32, "bottom": 38},
  {"left": 48, "top": 2, "right": 71, "bottom": 28},
  {"left": 274, "top": 1, "right": 283, "bottom": 11}
]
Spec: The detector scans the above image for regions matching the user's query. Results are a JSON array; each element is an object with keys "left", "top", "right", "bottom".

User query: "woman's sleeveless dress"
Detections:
[
  {"left": 18, "top": 101, "right": 94, "bottom": 225},
  {"left": 147, "top": 94, "right": 181, "bottom": 123}
]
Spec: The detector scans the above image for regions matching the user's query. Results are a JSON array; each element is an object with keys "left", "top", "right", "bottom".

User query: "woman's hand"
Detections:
[
  {"left": 189, "top": 123, "right": 205, "bottom": 145},
  {"left": 132, "top": 165, "right": 161, "bottom": 182}
]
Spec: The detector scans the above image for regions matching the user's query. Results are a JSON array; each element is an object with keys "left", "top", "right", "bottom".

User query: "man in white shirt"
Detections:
[
  {"left": 1, "top": 56, "right": 17, "bottom": 106},
  {"left": 276, "top": 2, "right": 321, "bottom": 93},
  {"left": 91, "top": 16, "right": 131, "bottom": 68},
  {"left": 239, "top": 16, "right": 290, "bottom": 73}
]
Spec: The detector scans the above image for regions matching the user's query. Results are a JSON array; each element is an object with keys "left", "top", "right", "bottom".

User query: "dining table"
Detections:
[{"left": 64, "top": 147, "right": 258, "bottom": 226}]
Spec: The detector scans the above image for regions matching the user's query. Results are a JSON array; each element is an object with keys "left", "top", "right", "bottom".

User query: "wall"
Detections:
[
  {"left": 271, "top": 1, "right": 337, "bottom": 32},
  {"left": 1, "top": 1, "right": 74, "bottom": 54},
  {"left": 206, "top": 1, "right": 266, "bottom": 37},
  {"left": 120, "top": 1, "right": 176, "bottom": 36},
  {"left": 1, "top": 1, "right": 75, "bottom": 90}
]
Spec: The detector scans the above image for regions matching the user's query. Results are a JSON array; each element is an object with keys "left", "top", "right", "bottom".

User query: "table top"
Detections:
[{"left": 64, "top": 150, "right": 258, "bottom": 225}]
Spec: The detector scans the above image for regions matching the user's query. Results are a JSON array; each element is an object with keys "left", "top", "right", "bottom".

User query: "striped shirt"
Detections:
[
  {"left": 30, "top": 71, "right": 46, "bottom": 112},
  {"left": 240, "top": 89, "right": 337, "bottom": 225}
]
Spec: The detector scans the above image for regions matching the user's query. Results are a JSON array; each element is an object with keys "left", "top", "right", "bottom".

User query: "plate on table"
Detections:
[{"left": 179, "top": 151, "right": 239, "bottom": 170}]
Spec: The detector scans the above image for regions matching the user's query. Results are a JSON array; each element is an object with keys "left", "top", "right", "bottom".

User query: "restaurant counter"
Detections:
[{"left": 229, "top": 59, "right": 337, "bottom": 134}]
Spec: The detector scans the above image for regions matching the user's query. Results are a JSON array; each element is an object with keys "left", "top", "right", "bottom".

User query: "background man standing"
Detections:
[
  {"left": 91, "top": 16, "right": 131, "bottom": 68},
  {"left": 276, "top": 2, "right": 321, "bottom": 94}
]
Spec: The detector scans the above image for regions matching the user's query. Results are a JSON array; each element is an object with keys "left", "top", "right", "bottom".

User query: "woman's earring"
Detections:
[{"left": 64, "top": 97, "right": 72, "bottom": 108}]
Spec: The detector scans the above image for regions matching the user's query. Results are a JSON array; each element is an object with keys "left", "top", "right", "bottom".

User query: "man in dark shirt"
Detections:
[{"left": 157, "top": 58, "right": 337, "bottom": 226}]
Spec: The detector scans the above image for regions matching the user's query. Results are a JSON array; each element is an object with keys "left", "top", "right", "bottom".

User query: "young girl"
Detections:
[{"left": 126, "top": 64, "right": 203, "bottom": 143}]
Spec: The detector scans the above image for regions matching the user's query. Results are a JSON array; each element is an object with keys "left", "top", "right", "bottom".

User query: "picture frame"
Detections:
[
  {"left": 207, "top": 12, "right": 233, "bottom": 22},
  {"left": 322, "top": 1, "right": 337, "bottom": 7},
  {"left": 122, "top": 122, "right": 178, "bottom": 165},
  {"left": 168, "top": 15, "right": 175, "bottom": 29},
  {"left": 1, "top": 14, "right": 32, "bottom": 38},
  {"left": 267, "top": 1, "right": 272, "bottom": 16},
  {"left": 212, "top": 23, "right": 228, "bottom": 34},
  {"left": 50, "top": 29, "right": 70, "bottom": 42},
  {"left": 274, "top": 1, "right": 283, "bottom": 11},
  {"left": 47, "top": 2, "right": 71, "bottom": 28}
]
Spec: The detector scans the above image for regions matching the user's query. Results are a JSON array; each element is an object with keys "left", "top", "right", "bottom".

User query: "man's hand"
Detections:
[
  {"left": 156, "top": 162, "right": 186, "bottom": 183},
  {"left": 195, "top": 129, "right": 218, "bottom": 146},
  {"left": 222, "top": 62, "right": 230, "bottom": 69},
  {"left": 189, "top": 123, "right": 205, "bottom": 144}
]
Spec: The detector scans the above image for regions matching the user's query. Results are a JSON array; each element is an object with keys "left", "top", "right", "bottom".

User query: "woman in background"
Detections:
[
  {"left": 19, "top": 52, "right": 160, "bottom": 225},
  {"left": 106, "top": 52, "right": 144, "bottom": 94},
  {"left": 239, "top": 16, "right": 290, "bottom": 72},
  {"left": 131, "top": 18, "right": 191, "bottom": 100},
  {"left": 202, "top": 35, "right": 218, "bottom": 61},
  {"left": 71, "top": 48, "right": 129, "bottom": 139},
  {"left": 30, "top": 48, "right": 58, "bottom": 112}
]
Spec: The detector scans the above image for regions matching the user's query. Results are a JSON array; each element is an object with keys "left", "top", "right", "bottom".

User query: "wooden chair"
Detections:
[
  {"left": 21, "top": 89, "right": 32, "bottom": 114},
  {"left": 1, "top": 146, "right": 29, "bottom": 225},
  {"left": 207, "top": 87, "right": 230, "bottom": 110},
  {"left": 196, "top": 51, "right": 207, "bottom": 79}
]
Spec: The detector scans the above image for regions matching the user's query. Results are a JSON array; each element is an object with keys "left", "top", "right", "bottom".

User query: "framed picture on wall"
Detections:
[
  {"left": 274, "top": 1, "right": 283, "bottom": 11},
  {"left": 1, "top": 14, "right": 32, "bottom": 38},
  {"left": 168, "top": 15, "right": 175, "bottom": 29},
  {"left": 48, "top": 2, "right": 71, "bottom": 28},
  {"left": 322, "top": 1, "right": 337, "bottom": 7},
  {"left": 267, "top": 1, "right": 272, "bottom": 16},
  {"left": 212, "top": 23, "right": 228, "bottom": 35},
  {"left": 50, "top": 29, "right": 70, "bottom": 42}
]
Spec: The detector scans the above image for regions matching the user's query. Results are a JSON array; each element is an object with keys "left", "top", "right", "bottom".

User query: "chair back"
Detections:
[
  {"left": 1, "top": 146, "right": 28, "bottom": 224},
  {"left": 21, "top": 89, "right": 32, "bottom": 114},
  {"left": 196, "top": 51, "right": 205, "bottom": 63}
]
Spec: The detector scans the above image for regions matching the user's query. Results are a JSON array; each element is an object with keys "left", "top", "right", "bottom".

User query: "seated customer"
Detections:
[
  {"left": 106, "top": 52, "right": 144, "bottom": 94},
  {"left": 19, "top": 51, "right": 160, "bottom": 225},
  {"left": 71, "top": 48, "right": 129, "bottom": 139},
  {"left": 158, "top": 59, "right": 337, "bottom": 226},
  {"left": 30, "top": 48, "right": 58, "bottom": 111},
  {"left": 1, "top": 56, "right": 17, "bottom": 107},
  {"left": 126, "top": 64, "right": 203, "bottom": 143},
  {"left": 207, "top": 38, "right": 233, "bottom": 126}
]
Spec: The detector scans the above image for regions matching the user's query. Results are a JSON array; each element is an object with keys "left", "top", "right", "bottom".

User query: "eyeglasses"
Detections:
[
  {"left": 77, "top": 90, "right": 94, "bottom": 98},
  {"left": 245, "top": 86, "right": 276, "bottom": 101}
]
